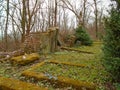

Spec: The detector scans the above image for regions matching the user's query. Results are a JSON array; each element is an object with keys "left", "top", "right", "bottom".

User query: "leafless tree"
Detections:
[
  {"left": 83, "top": 0, "right": 87, "bottom": 27},
  {"left": 8, "top": 0, "right": 43, "bottom": 42},
  {"left": 4, "top": 0, "right": 9, "bottom": 50},
  {"left": 61, "top": 0, "right": 93, "bottom": 28},
  {"left": 93, "top": 0, "right": 98, "bottom": 38},
  {"left": 54, "top": 0, "right": 58, "bottom": 27},
  {"left": 0, "top": 0, "right": 107, "bottom": 51}
]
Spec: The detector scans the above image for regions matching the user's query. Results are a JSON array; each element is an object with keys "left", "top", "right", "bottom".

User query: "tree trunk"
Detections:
[
  {"left": 21, "top": 0, "right": 26, "bottom": 42},
  {"left": 94, "top": 0, "right": 98, "bottom": 38},
  {"left": 54, "top": 0, "right": 57, "bottom": 27},
  {"left": 4, "top": 0, "right": 9, "bottom": 51},
  {"left": 83, "top": 0, "right": 87, "bottom": 27}
]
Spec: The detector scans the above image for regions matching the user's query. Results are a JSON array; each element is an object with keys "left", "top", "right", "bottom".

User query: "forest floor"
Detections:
[{"left": 0, "top": 42, "right": 115, "bottom": 90}]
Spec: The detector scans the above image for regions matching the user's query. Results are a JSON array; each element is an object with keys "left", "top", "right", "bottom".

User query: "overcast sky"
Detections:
[
  {"left": 66, "top": 0, "right": 112, "bottom": 27},
  {"left": 0, "top": 0, "right": 113, "bottom": 33},
  {"left": 104, "top": 0, "right": 111, "bottom": 4},
  {"left": 101, "top": 0, "right": 111, "bottom": 13}
]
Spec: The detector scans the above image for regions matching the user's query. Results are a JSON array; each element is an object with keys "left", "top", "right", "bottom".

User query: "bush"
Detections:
[
  {"left": 75, "top": 26, "right": 93, "bottom": 46},
  {"left": 103, "top": 8, "right": 120, "bottom": 81}
]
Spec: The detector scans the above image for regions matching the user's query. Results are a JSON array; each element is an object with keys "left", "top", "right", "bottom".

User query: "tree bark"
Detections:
[
  {"left": 83, "top": 0, "right": 87, "bottom": 27},
  {"left": 54, "top": 0, "right": 57, "bottom": 27},
  {"left": 94, "top": 0, "right": 98, "bottom": 38},
  {"left": 21, "top": 0, "right": 26, "bottom": 42},
  {"left": 4, "top": 0, "right": 9, "bottom": 51}
]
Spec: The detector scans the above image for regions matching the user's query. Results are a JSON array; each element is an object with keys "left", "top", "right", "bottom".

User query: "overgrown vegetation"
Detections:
[
  {"left": 34, "top": 63, "right": 90, "bottom": 81},
  {"left": 0, "top": 43, "right": 110, "bottom": 90},
  {"left": 0, "top": 0, "right": 118, "bottom": 89},
  {"left": 44, "top": 43, "right": 108, "bottom": 89},
  {"left": 75, "top": 26, "right": 93, "bottom": 46},
  {"left": 103, "top": 0, "right": 120, "bottom": 81}
]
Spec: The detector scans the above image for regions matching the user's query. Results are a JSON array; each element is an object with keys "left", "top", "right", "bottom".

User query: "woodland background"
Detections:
[{"left": 0, "top": 0, "right": 110, "bottom": 51}]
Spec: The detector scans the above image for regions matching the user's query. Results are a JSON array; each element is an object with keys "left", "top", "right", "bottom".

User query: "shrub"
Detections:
[
  {"left": 103, "top": 7, "right": 120, "bottom": 81},
  {"left": 75, "top": 26, "right": 93, "bottom": 46}
]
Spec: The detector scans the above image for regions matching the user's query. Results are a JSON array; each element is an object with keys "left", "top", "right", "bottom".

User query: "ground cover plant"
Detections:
[
  {"left": 33, "top": 62, "right": 102, "bottom": 83},
  {"left": 0, "top": 0, "right": 118, "bottom": 90},
  {"left": 45, "top": 43, "right": 109, "bottom": 89},
  {"left": 20, "top": 43, "right": 109, "bottom": 90},
  {"left": 0, "top": 43, "right": 111, "bottom": 90}
]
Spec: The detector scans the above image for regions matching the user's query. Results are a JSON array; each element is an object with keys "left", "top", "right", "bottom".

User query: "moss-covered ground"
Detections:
[
  {"left": 34, "top": 63, "right": 89, "bottom": 81},
  {"left": 38, "top": 43, "right": 109, "bottom": 89},
  {"left": 0, "top": 42, "right": 112, "bottom": 90}
]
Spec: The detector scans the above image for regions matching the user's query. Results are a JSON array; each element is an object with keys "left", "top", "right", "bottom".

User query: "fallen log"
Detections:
[
  {"left": 61, "top": 47, "right": 94, "bottom": 54},
  {"left": 10, "top": 53, "right": 40, "bottom": 65},
  {"left": 0, "top": 76, "right": 47, "bottom": 90},
  {"left": 0, "top": 49, "right": 24, "bottom": 61}
]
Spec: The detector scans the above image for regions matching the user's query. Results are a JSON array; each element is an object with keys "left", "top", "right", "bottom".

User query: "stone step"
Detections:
[{"left": 0, "top": 76, "right": 47, "bottom": 90}]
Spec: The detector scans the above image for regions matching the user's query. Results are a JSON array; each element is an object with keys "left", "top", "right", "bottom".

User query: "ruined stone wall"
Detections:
[{"left": 22, "top": 27, "right": 59, "bottom": 54}]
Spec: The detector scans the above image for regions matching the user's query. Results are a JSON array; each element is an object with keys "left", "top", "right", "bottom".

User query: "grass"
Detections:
[
  {"left": 34, "top": 63, "right": 90, "bottom": 81},
  {"left": 46, "top": 44, "right": 101, "bottom": 65},
  {"left": 0, "top": 43, "right": 110, "bottom": 90},
  {"left": 49, "top": 43, "right": 108, "bottom": 89},
  {"left": 24, "top": 43, "right": 109, "bottom": 90}
]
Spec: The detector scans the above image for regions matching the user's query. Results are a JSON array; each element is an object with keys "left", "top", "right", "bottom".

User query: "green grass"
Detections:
[
  {"left": 0, "top": 43, "right": 111, "bottom": 90},
  {"left": 32, "top": 43, "right": 109, "bottom": 89},
  {"left": 34, "top": 63, "right": 91, "bottom": 81},
  {"left": 46, "top": 43, "right": 102, "bottom": 65}
]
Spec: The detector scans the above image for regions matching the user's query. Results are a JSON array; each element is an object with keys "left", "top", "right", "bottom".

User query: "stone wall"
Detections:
[{"left": 22, "top": 27, "right": 59, "bottom": 54}]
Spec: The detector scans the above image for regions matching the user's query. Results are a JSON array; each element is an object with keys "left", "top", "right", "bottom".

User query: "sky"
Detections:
[
  {"left": 0, "top": 0, "right": 112, "bottom": 34},
  {"left": 66, "top": 0, "right": 112, "bottom": 26},
  {"left": 103, "top": 0, "right": 111, "bottom": 5},
  {"left": 101, "top": 0, "right": 111, "bottom": 14}
]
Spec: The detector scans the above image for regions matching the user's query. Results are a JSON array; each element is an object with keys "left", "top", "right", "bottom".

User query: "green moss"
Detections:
[
  {"left": 11, "top": 53, "right": 40, "bottom": 65},
  {"left": 21, "top": 60, "right": 97, "bottom": 89},
  {"left": 22, "top": 61, "right": 87, "bottom": 81},
  {"left": 48, "top": 60, "right": 86, "bottom": 67},
  {"left": 44, "top": 43, "right": 109, "bottom": 89},
  {"left": 0, "top": 76, "right": 47, "bottom": 90},
  {"left": 0, "top": 43, "right": 109, "bottom": 90},
  {"left": 33, "top": 63, "right": 91, "bottom": 81},
  {"left": 61, "top": 47, "right": 94, "bottom": 54},
  {"left": 22, "top": 71, "right": 96, "bottom": 90}
]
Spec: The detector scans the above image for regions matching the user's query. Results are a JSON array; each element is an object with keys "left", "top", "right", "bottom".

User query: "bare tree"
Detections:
[
  {"left": 21, "top": 0, "right": 26, "bottom": 42},
  {"left": 61, "top": 0, "right": 91, "bottom": 27},
  {"left": 0, "top": 0, "right": 107, "bottom": 51},
  {"left": 83, "top": 0, "right": 87, "bottom": 27},
  {"left": 54, "top": 0, "right": 58, "bottom": 27},
  {"left": 4, "top": 0, "right": 9, "bottom": 50},
  {"left": 93, "top": 0, "right": 99, "bottom": 38},
  {"left": 0, "top": 0, "right": 4, "bottom": 44},
  {"left": 9, "top": 0, "right": 43, "bottom": 42},
  {"left": 11, "top": 6, "right": 20, "bottom": 48}
]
